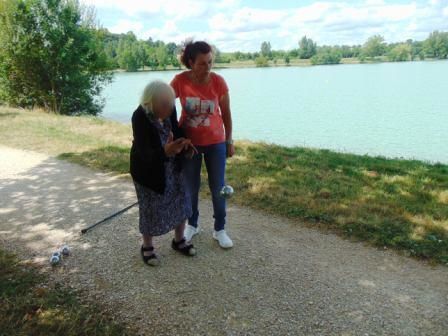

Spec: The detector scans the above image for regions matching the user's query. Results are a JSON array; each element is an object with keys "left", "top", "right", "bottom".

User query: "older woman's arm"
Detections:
[
  {"left": 132, "top": 110, "right": 186, "bottom": 160},
  {"left": 220, "top": 92, "right": 234, "bottom": 157},
  {"left": 132, "top": 111, "right": 168, "bottom": 163},
  {"left": 170, "top": 105, "right": 185, "bottom": 139}
]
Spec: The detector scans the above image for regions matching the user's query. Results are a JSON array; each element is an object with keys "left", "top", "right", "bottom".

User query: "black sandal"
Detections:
[
  {"left": 140, "top": 245, "right": 160, "bottom": 266},
  {"left": 171, "top": 238, "right": 196, "bottom": 256}
]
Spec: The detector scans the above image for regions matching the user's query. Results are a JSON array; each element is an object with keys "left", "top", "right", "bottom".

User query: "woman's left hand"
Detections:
[
  {"left": 226, "top": 143, "right": 235, "bottom": 158},
  {"left": 182, "top": 140, "right": 198, "bottom": 159}
]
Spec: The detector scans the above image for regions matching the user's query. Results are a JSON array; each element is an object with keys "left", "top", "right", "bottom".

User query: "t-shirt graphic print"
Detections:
[{"left": 184, "top": 98, "right": 215, "bottom": 128}]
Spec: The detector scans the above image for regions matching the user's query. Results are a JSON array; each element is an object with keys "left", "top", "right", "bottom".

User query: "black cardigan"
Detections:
[{"left": 129, "top": 105, "right": 184, "bottom": 194}]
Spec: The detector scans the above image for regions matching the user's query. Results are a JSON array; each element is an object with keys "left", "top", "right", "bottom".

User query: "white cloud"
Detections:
[
  {"left": 109, "top": 19, "right": 143, "bottom": 35},
  {"left": 82, "top": 0, "right": 212, "bottom": 18},
  {"left": 81, "top": 0, "right": 448, "bottom": 52},
  {"left": 443, "top": 6, "right": 448, "bottom": 16},
  {"left": 209, "top": 7, "right": 287, "bottom": 33},
  {"left": 82, "top": 0, "right": 158, "bottom": 17},
  {"left": 141, "top": 20, "right": 182, "bottom": 42}
]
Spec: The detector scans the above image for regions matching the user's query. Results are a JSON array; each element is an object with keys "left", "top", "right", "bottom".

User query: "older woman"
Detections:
[
  {"left": 130, "top": 80, "right": 197, "bottom": 266},
  {"left": 170, "top": 41, "right": 235, "bottom": 248}
]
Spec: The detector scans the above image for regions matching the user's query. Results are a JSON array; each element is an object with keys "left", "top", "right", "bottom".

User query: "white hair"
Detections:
[{"left": 140, "top": 80, "right": 175, "bottom": 113}]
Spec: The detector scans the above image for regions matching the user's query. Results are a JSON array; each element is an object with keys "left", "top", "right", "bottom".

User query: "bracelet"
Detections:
[{"left": 226, "top": 139, "right": 234, "bottom": 145}]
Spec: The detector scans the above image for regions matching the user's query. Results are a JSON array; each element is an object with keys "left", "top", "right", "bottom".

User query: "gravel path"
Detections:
[{"left": 1, "top": 145, "right": 447, "bottom": 336}]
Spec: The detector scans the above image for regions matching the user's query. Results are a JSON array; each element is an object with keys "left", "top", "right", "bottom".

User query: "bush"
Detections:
[
  {"left": 310, "top": 52, "right": 342, "bottom": 65},
  {"left": 254, "top": 56, "right": 269, "bottom": 67}
]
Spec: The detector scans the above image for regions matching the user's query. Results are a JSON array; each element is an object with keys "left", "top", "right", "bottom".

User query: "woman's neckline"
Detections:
[{"left": 186, "top": 71, "right": 212, "bottom": 86}]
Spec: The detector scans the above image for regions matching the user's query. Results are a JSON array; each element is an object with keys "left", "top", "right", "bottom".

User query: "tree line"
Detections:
[
  {"left": 103, "top": 30, "right": 448, "bottom": 70},
  {"left": 101, "top": 30, "right": 180, "bottom": 72},
  {"left": 252, "top": 32, "right": 448, "bottom": 66},
  {"left": 101, "top": 30, "right": 232, "bottom": 72}
]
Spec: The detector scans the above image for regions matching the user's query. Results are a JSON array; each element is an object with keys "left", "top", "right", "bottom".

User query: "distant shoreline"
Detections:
[{"left": 111, "top": 57, "right": 446, "bottom": 73}]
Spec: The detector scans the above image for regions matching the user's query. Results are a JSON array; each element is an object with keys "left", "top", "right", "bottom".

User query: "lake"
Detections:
[{"left": 101, "top": 61, "right": 448, "bottom": 164}]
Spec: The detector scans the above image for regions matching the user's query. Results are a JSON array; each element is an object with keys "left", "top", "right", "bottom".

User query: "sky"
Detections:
[{"left": 81, "top": 0, "right": 448, "bottom": 52}]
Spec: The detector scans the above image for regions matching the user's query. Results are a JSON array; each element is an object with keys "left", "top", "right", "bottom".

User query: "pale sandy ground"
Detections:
[{"left": 0, "top": 145, "right": 447, "bottom": 336}]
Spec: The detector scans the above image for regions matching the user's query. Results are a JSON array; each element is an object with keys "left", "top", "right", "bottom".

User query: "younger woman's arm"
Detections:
[{"left": 220, "top": 92, "right": 234, "bottom": 158}]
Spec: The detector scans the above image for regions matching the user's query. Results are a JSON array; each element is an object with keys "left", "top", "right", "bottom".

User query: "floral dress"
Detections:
[{"left": 133, "top": 117, "right": 192, "bottom": 236}]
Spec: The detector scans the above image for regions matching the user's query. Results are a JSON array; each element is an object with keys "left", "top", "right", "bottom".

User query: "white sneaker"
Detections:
[
  {"left": 213, "top": 230, "right": 233, "bottom": 249},
  {"left": 184, "top": 224, "right": 200, "bottom": 242}
]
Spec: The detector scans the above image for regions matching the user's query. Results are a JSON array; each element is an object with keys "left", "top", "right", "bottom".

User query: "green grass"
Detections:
[
  {"left": 226, "top": 143, "right": 448, "bottom": 263},
  {"left": 1, "top": 106, "right": 447, "bottom": 264},
  {"left": 0, "top": 248, "right": 135, "bottom": 336}
]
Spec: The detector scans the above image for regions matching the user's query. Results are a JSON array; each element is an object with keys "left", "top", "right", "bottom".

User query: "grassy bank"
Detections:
[
  {"left": 0, "top": 107, "right": 447, "bottom": 264},
  {"left": 0, "top": 248, "right": 135, "bottom": 335}
]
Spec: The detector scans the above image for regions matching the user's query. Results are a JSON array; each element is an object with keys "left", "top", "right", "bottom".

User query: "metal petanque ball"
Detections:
[
  {"left": 61, "top": 245, "right": 70, "bottom": 256},
  {"left": 52, "top": 251, "right": 61, "bottom": 258},
  {"left": 220, "top": 185, "right": 234, "bottom": 199},
  {"left": 50, "top": 255, "right": 60, "bottom": 266}
]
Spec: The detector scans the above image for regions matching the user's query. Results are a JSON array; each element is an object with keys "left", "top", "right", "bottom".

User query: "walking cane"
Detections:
[{"left": 81, "top": 202, "right": 138, "bottom": 234}]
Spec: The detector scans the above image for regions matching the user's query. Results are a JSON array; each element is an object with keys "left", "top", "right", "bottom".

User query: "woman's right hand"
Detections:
[{"left": 164, "top": 135, "right": 187, "bottom": 157}]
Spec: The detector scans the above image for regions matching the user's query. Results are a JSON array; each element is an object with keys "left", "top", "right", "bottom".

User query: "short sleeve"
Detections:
[
  {"left": 215, "top": 74, "right": 229, "bottom": 97},
  {"left": 170, "top": 75, "right": 180, "bottom": 98}
]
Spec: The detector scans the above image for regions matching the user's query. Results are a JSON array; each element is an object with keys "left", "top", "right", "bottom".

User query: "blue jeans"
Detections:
[{"left": 183, "top": 142, "right": 226, "bottom": 231}]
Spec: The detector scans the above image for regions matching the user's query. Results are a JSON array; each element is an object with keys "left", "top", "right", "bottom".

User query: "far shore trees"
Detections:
[
  {"left": 362, "top": 35, "right": 387, "bottom": 59},
  {"left": 260, "top": 41, "right": 273, "bottom": 59},
  {"left": 93, "top": 30, "right": 448, "bottom": 71},
  {"left": 298, "top": 36, "right": 317, "bottom": 59},
  {"left": 311, "top": 51, "right": 342, "bottom": 65},
  {"left": 424, "top": 31, "right": 448, "bottom": 59},
  {"left": 388, "top": 44, "right": 412, "bottom": 62}
]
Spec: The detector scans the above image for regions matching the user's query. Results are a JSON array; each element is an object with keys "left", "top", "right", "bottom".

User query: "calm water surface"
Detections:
[{"left": 101, "top": 61, "right": 448, "bottom": 163}]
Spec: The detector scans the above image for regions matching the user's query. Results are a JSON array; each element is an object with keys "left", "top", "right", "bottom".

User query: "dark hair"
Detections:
[{"left": 181, "top": 41, "right": 212, "bottom": 69}]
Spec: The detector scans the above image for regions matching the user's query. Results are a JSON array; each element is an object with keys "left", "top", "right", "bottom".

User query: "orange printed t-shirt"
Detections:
[{"left": 170, "top": 71, "right": 228, "bottom": 146}]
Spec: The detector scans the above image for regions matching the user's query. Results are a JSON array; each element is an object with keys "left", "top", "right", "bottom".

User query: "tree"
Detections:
[
  {"left": 117, "top": 39, "right": 140, "bottom": 71},
  {"left": 165, "top": 42, "right": 177, "bottom": 57},
  {"left": 165, "top": 42, "right": 179, "bottom": 66},
  {"left": 260, "top": 41, "right": 272, "bottom": 59},
  {"left": 155, "top": 45, "right": 169, "bottom": 70},
  {"left": 171, "top": 56, "right": 181, "bottom": 69},
  {"left": 362, "top": 35, "right": 386, "bottom": 58},
  {"left": 424, "top": 31, "right": 448, "bottom": 59},
  {"left": 289, "top": 49, "right": 299, "bottom": 57},
  {"left": 0, "top": 0, "right": 111, "bottom": 115},
  {"left": 387, "top": 44, "right": 412, "bottom": 62},
  {"left": 298, "top": 36, "right": 317, "bottom": 59},
  {"left": 214, "top": 46, "right": 231, "bottom": 63}
]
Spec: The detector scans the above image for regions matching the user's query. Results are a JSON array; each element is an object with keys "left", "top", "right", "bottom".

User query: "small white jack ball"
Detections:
[
  {"left": 61, "top": 245, "right": 70, "bottom": 256},
  {"left": 50, "top": 255, "right": 60, "bottom": 266},
  {"left": 220, "top": 185, "right": 234, "bottom": 199}
]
